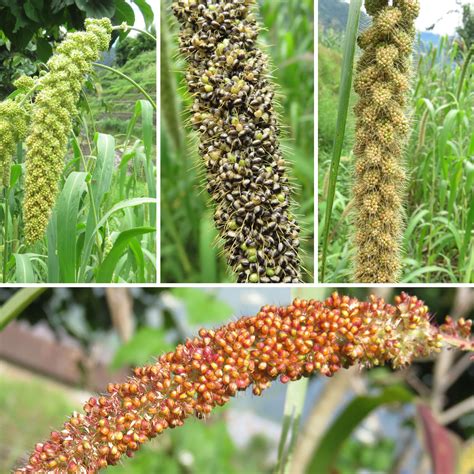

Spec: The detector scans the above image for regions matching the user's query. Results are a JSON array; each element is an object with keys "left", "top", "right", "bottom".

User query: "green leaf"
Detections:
[
  {"left": 0, "top": 288, "right": 47, "bottom": 331},
  {"left": 55, "top": 171, "right": 87, "bottom": 283},
  {"left": 14, "top": 254, "right": 36, "bottom": 283},
  {"left": 308, "top": 385, "right": 413, "bottom": 474},
  {"left": 36, "top": 37, "right": 52, "bottom": 63},
  {"left": 51, "top": 0, "right": 75, "bottom": 14},
  {"left": 24, "top": 0, "right": 42, "bottom": 22},
  {"left": 46, "top": 208, "right": 60, "bottom": 283},
  {"left": 171, "top": 289, "right": 234, "bottom": 326},
  {"left": 320, "top": 0, "right": 362, "bottom": 282},
  {"left": 131, "top": 0, "right": 154, "bottom": 29},
  {"left": 79, "top": 133, "right": 115, "bottom": 281},
  {"left": 74, "top": 0, "right": 115, "bottom": 18},
  {"left": 111, "top": 327, "right": 173, "bottom": 369},
  {"left": 114, "top": 0, "right": 135, "bottom": 30},
  {"left": 96, "top": 226, "right": 155, "bottom": 283},
  {"left": 9, "top": 164, "right": 22, "bottom": 188}
]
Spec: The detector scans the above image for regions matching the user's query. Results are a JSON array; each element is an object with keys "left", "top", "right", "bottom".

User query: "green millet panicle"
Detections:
[
  {"left": 0, "top": 99, "right": 29, "bottom": 187},
  {"left": 352, "top": 0, "right": 419, "bottom": 283},
  {"left": 172, "top": 0, "right": 302, "bottom": 283},
  {"left": 23, "top": 18, "right": 112, "bottom": 244}
]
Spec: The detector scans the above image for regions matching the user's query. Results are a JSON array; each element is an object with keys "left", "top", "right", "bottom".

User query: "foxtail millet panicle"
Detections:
[
  {"left": 22, "top": 18, "right": 112, "bottom": 244},
  {"left": 352, "top": 0, "right": 419, "bottom": 283},
  {"left": 16, "top": 292, "right": 473, "bottom": 472},
  {"left": 0, "top": 98, "right": 29, "bottom": 187},
  {"left": 172, "top": 0, "right": 302, "bottom": 283}
]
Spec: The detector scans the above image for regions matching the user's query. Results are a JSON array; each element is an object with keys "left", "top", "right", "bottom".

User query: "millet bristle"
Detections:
[
  {"left": 172, "top": 0, "right": 302, "bottom": 283},
  {"left": 352, "top": 0, "right": 420, "bottom": 283}
]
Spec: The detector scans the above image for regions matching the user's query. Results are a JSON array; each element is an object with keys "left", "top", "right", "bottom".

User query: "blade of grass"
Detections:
[
  {"left": 46, "top": 209, "right": 59, "bottom": 282},
  {"left": 320, "top": 0, "right": 362, "bottom": 282},
  {"left": 79, "top": 133, "right": 116, "bottom": 281},
  {"left": 307, "top": 386, "right": 413, "bottom": 474},
  {"left": 55, "top": 171, "right": 87, "bottom": 283},
  {"left": 96, "top": 226, "right": 155, "bottom": 283},
  {"left": 14, "top": 254, "right": 36, "bottom": 283},
  {"left": 0, "top": 288, "right": 47, "bottom": 331}
]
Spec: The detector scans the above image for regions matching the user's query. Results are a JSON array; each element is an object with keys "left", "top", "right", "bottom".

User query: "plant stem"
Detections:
[
  {"left": 93, "top": 62, "right": 157, "bottom": 110},
  {"left": 112, "top": 25, "right": 156, "bottom": 42},
  {"left": 320, "top": 0, "right": 362, "bottom": 282},
  {"left": 456, "top": 46, "right": 474, "bottom": 102},
  {"left": 0, "top": 288, "right": 47, "bottom": 331},
  {"left": 3, "top": 186, "right": 10, "bottom": 283}
]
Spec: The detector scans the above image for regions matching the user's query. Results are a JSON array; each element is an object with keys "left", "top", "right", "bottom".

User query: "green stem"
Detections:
[
  {"left": 93, "top": 62, "right": 157, "bottom": 110},
  {"left": 3, "top": 186, "right": 10, "bottom": 283},
  {"left": 112, "top": 25, "right": 156, "bottom": 42},
  {"left": 0, "top": 288, "right": 47, "bottom": 331},
  {"left": 456, "top": 46, "right": 474, "bottom": 102},
  {"left": 320, "top": 0, "right": 362, "bottom": 282}
]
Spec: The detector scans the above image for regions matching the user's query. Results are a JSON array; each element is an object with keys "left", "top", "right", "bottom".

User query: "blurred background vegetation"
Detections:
[
  {"left": 0, "top": 287, "right": 472, "bottom": 473},
  {"left": 318, "top": 0, "right": 474, "bottom": 283},
  {"left": 160, "top": 0, "right": 314, "bottom": 283}
]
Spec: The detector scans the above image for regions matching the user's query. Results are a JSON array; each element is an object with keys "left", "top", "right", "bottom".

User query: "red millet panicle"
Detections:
[{"left": 17, "top": 293, "right": 473, "bottom": 473}]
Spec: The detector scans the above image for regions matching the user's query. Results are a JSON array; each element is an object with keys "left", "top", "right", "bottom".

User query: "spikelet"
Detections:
[
  {"left": 352, "top": 0, "right": 420, "bottom": 283},
  {"left": 16, "top": 292, "right": 473, "bottom": 472},
  {"left": 22, "top": 18, "right": 112, "bottom": 244},
  {"left": 172, "top": 0, "right": 302, "bottom": 283}
]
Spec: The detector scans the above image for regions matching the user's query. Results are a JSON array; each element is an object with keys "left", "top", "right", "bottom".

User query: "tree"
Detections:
[
  {"left": 115, "top": 26, "right": 156, "bottom": 66},
  {"left": 0, "top": 0, "right": 153, "bottom": 97},
  {"left": 457, "top": 3, "right": 474, "bottom": 48}
]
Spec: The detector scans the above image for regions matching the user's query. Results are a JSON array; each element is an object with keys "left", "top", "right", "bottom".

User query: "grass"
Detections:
[
  {"left": 0, "top": 376, "right": 79, "bottom": 472},
  {"left": 318, "top": 26, "right": 474, "bottom": 283},
  {"left": 160, "top": 0, "right": 314, "bottom": 283},
  {"left": 0, "top": 47, "right": 157, "bottom": 283}
]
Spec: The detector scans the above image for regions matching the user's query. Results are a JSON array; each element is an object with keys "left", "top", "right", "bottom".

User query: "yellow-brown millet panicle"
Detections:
[
  {"left": 23, "top": 18, "right": 112, "bottom": 244},
  {"left": 16, "top": 292, "right": 473, "bottom": 472},
  {"left": 172, "top": 0, "right": 302, "bottom": 283},
  {"left": 352, "top": 0, "right": 420, "bottom": 282}
]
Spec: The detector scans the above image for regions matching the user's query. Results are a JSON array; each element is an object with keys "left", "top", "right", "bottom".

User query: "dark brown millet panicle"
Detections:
[
  {"left": 17, "top": 293, "right": 472, "bottom": 472},
  {"left": 172, "top": 0, "right": 302, "bottom": 283}
]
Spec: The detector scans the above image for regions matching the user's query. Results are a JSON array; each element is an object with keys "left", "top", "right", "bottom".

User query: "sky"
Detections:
[
  {"left": 355, "top": 0, "right": 473, "bottom": 35},
  {"left": 416, "top": 0, "right": 471, "bottom": 35}
]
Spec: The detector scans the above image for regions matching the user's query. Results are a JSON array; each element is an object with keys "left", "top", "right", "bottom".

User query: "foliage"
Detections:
[
  {"left": 0, "top": 0, "right": 153, "bottom": 96},
  {"left": 161, "top": 0, "right": 314, "bottom": 283},
  {"left": 458, "top": 3, "right": 474, "bottom": 48}
]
